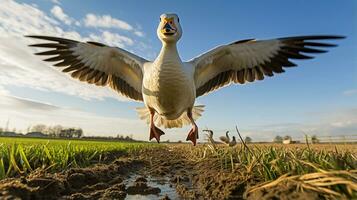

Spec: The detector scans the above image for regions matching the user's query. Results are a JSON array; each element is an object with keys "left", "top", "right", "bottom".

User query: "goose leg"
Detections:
[
  {"left": 149, "top": 108, "right": 165, "bottom": 143},
  {"left": 186, "top": 108, "right": 198, "bottom": 146}
]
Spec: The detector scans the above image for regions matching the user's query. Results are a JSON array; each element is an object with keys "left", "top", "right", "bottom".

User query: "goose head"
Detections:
[
  {"left": 225, "top": 131, "right": 230, "bottom": 139},
  {"left": 157, "top": 13, "right": 182, "bottom": 43}
]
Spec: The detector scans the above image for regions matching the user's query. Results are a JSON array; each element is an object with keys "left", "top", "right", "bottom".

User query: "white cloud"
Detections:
[
  {"left": 83, "top": 13, "right": 145, "bottom": 38},
  {"left": 236, "top": 108, "right": 357, "bottom": 142},
  {"left": 343, "top": 89, "right": 357, "bottom": 96},
  {"left": 84, "top": 13, "right": 133, "bottom": 31},
  {"left": 51, "top": 0, "right": 61, "bottom": 5},
  {"left": 0, "top": 94, "right": 59, "bottom": 112},
  {"left": 0, "top": 0, "right": 59, "bottom": 36},
  {"left": 134, "top": 31, "right": 144, "bottom": 37},
  {"left": 89, "top": 31, "right": 133, "bottom": 48},
  {"left": 0, "top": 85, "right": 9, "bottom": 96},
  {"left": 0, "top": 0, "right": 143, "bottom": 101},
  {"left": 0, "top": 94, "right": 148, "bottom": 139},
  {"left": 50, "top": 5, "right": 79, "bottom": 26}
]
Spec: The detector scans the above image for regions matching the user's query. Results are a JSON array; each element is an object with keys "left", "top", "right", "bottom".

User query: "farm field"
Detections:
[
  {"left": 0, "top": 137, "right": 356, "bottom": 199},
  {"left": 0, "top": 137, "right": 155, "bottom": 179}
]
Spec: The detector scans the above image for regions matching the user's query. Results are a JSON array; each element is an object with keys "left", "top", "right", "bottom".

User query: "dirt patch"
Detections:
[
  {"left": 0, "top": 145, "right": 347, "bottom": 199},
  {"left": 0, "top": 157, "right": 144, "bottom": 200},
  {"left": 126, "top": 177, "right": 161, "bottom": 195}
]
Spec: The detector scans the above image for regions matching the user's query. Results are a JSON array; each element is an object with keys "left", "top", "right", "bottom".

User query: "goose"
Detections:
[
  {"left": 219, "top": 131, "right": 237, "bottom": 147},
  {"left": 203, "top": 129, "right": 217, "bottom": 150},
  {"left": 26, "top": 13, "right": 344, "bottom": 146},
  {"left": 203, "top": 129, "right": 216, "bottom": 145}
]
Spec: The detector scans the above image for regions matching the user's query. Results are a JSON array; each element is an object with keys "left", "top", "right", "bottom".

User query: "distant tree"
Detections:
[
  {"left": 244, "top": 136, "right": 252, "bottom": 144},
  {"left": 117, "top": 134, "right": 124, "bottom": 140},
  {"left": 26, "top": 126, "right": 31, "bottom": 133},
  {"left": 44, "top": 126, "right": 52, "bottom": 135},
  {"left": 273, "top": 135, "right": 283, "bottom": 143},
  {"left": 0, "top": 127, "right": 3, "bottom": 134},
  {"left": 68, "top": 128, "right": 76, "bottom": 138},
  {"left": 311, "top": 135, "right": 319, "bottom": 144},
  {"left": 31, "top": 124, "right": 47, "bottom": 133},
  {"left": 75, "top": 128, "right": 83, "bottom": 138},
  {"left": 58, "top": 128, "right": 82, "bottom": 138},
  {"left": 51, "top": 125, "right": 63, "bottom": 137},
  {"left": 59, "top": 128, "right": 73, "bottom": 138},
  {"left": 283, "top": 135, "right": 292, "bottom": 141}
]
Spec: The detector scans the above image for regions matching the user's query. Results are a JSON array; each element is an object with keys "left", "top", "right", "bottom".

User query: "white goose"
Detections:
[
  {"left": 27, "top": 13, "right": 343, "bottom": 145},
  {"left": 219, "top": 131, "right": 237, "bottom": 147}
]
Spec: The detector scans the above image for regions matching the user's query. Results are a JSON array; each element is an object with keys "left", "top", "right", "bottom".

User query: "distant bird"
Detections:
[
  {"left": 26, "top": 13, "right": 344, "bottom": 146},
  {"left": 203, "top": 129, "right": 216, "bottom": 145},
  {"left": 219, "top": 131, "right": 237, "bottom": 147}
]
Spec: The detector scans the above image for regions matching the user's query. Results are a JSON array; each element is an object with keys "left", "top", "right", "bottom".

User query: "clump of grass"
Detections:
[
  {"left": 246, "top": 170, "right": 357, "bottom": 198},
  {"left": 0, "top": 137, "right": 154, "bottom": 179},
  {"left": 188, "top": 142, "right": 357, "bottom": 198}
]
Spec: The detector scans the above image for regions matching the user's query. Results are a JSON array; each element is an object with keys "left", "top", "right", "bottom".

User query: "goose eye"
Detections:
[
  {"left": 178, "top": 18, "right": 180, "bottom": 23},
  {"left": 159, "top": 18, "right": 161, "bottom": 22}
]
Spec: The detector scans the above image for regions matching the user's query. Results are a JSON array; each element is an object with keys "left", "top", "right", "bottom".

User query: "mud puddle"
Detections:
[{"left": 125, "top": 175, "right": 179, "bottom": 200}]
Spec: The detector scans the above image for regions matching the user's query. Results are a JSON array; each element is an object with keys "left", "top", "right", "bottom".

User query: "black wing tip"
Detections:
[
  {"left": 229, "top": 38, "right": 256, "bottom": 45},
  {"left": 28, "top": 43, "right": 43, "bottom": 47},
  {"left": 25, "top": 35, "right": 51, "bottom": 39},
  {"left": 87, "top": 41, "right": 107, "bottom": 47},
  {"left": 280, "top": 35, "right": 346, "bottom": 41},
  {"left": 24, "top": 35, "right": 36, "bottom": 38},
  {"left": 328, "top": 35, "right": 346, "bottom": 39}
]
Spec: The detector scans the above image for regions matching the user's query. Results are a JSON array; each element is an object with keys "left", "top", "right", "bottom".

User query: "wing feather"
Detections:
[
  {"left": 191, "top": 35, "right": 344, "bottom": 97},
  {"left": 27, "top": 35, "right": 148, "bottom": 101}
]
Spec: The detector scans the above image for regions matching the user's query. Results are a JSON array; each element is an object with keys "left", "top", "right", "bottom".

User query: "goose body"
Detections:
[
  {"left": 143, "top": 44, "right": 195, "bottom": 120},
  {"left": 26, "top": 13, "right": 343, "bottom": 145},
  {"left": 219, "top": 131, "right": 237, "bottom": 147}
]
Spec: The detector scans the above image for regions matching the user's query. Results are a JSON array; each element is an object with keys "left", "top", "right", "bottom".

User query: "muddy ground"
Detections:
[{"left": 0, "top": 145, "right": 336, "bottom": 200}]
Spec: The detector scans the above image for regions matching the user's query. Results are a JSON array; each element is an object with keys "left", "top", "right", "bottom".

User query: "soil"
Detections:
[{"left": 0, "top": 145, "right": 336, "bottom": 200}]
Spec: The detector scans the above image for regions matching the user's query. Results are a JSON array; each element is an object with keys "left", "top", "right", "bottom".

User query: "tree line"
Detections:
[
  {"left": 273, "top": 135, "right": 319, "bottom": 144},
  {"left": 0, "top": 124, "right": 137, "bottom": 141},
  {"left": 0, "top": 124, "right": 83, "bottom": 138},
  {"left": 29, "top": 124, "right": 83, "bottom": 138}
]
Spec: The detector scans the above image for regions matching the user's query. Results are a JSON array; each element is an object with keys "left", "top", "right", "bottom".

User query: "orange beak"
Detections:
[{"left": 161, "top": 17, "right": 177, "bottom": 35}]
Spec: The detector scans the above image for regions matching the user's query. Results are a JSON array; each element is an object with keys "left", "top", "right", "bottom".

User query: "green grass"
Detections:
[{"left": 0, "top": 137, "right": 155, "bottom": 179}]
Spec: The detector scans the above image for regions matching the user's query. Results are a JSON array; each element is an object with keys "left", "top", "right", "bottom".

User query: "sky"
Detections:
[{"left": 0, "top": 0, "right": 356, "bottom": 142}]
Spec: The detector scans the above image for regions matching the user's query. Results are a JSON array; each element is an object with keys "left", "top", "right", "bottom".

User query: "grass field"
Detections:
[
  {"left": 0, "top": 137, "right": 356, "bottom": 199},
  {"left": 187, "top": 143, "right": 357, "bottom": 198},
  {"left": 0, "top": 136, "right": 155, "bottom": 179}
]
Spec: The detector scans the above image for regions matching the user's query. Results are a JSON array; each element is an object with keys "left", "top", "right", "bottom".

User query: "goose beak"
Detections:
[{"left": 161, "top": 18, "right": 177, "bottom": 36}]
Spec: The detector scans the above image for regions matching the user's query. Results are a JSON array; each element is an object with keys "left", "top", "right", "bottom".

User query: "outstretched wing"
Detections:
[
  {"left": 190, "top": 35, "right": 344, "bottom": 97},
  {"left": 27, "top": 35, "right": 148, "bottom": 101}
]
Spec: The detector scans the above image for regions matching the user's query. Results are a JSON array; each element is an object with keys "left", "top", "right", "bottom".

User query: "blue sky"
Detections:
[{"left": 0, "top": 0, "right": 356, "bottom": 142}]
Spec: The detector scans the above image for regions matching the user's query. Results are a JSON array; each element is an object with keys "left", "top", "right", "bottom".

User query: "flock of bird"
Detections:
[
  {"left": 203, "top": 129, "right": 237, "bottom": 147},
  {"left": 26, "top": 13, "right": 343, "bottom": 145}
]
